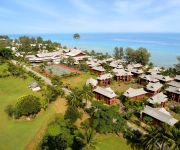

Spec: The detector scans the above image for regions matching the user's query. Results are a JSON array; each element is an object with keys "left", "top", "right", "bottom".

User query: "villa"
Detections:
[
  {"left": 167, "top": 75, "right": 180, "bottom": 88},
  {"left": 146, "top": 82, "right": 163, "bottom": 96},
  {"left": 131, "top": 69, "right": 143, "bottom": 77},
  {"left": 154, "top": 74, "right": 173, "bottom": 83},
  {"left": 97, "top": 73, "right": 113, "bottom": 86},
  {"left": 114, "top": 69, "right": 133, "bottom": 81},
  {"left": 64, "top": 48, "right": 87, "bottom": 58},
  {"left": 166, "top": 86, "right": 180, "bottom": 103},
  {"left": 139, "top": 74, "right": 159, "bottom": 85},
  {"left": 90, "top": 66, "right": 105, "bottom": 75},
  {"left": 93, "top": 86, "right": 118, "bottom": 105},
  {"left": 123, "top": 87, "right": 147, "bottom": 100},
  {"left": 109, "top": 60, "right": 123, "bottom": 69},
  {"left": 147, "top": 92, "right": 168, "bottom": 107},
  {"left": 141, "top": 105, "right": 178, "bottom": 126}
]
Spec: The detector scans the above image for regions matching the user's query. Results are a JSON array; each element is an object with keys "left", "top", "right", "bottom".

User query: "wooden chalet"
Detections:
[
  {"left": 97, "top": 73, "right": 113, "bottom": 86},
  {"left": 93, "top": 86, "right": 118, "bottom": 105},
  {"left": 146, "top": 82, "right": 163, "bottom": 96}
]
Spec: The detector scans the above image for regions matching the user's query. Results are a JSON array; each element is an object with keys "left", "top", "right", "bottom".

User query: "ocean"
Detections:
[{"left": 9, "top": 33, "right": 180, "bottom": 67}]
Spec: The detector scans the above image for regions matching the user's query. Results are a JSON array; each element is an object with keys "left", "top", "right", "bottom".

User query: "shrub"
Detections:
[
  {"left": 5, "top": 104, "right": 15, "bottom": 117},
  {"left": 171, "top": 106, "right": 180, "bottom": 114},
  {"left": 15, "top": 95, "right": 41, "bottom": 118},
  {"left": 143, "top": 116, "right": 153, "bottom": 124}
]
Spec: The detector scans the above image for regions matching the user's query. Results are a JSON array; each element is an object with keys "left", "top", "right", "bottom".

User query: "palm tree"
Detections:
[
  {"left": 76, "top": 128, "right": 97, "bottom": 150},
  {"left": 81, "top": 85, "right": 94, "bottom": 104},
  {"left": 141, "top": 126, "right": 173, "bottom": 150},
  {"left": 66, "top": 88, "right": 82, "bottom": 108},
  {"left": 169, "top": 128, "right": 180, "bottom": 150}
]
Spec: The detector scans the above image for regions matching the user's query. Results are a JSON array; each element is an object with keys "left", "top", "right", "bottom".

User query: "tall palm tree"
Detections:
[
  {"left": 66, "top": 88, "right": 82, "bottom": 108},
  {"left": 76, "top": 128, "right": 97, "bottom": 150},
  {"left": 141, "top": 126, "right": 173, "bottom": 150},
  {"left": 81, "top": 85, "right": 94, "bottom": 104},
  {"left": 169, "top": 128, "right": 180, "bottom": 150}
]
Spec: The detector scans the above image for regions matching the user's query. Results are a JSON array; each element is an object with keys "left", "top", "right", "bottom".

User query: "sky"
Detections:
[{"left": 0, "top": 0, "right": 180, "bottom": 34}]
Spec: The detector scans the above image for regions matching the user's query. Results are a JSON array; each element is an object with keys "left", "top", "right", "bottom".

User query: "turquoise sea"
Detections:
[{"left": 9, "top": 33, "right": 180, "bottom": 67}]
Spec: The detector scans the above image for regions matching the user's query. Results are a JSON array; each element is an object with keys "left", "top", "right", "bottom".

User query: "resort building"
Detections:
[
  {"left": 97, "top": 73, "right": 113, "bottom": 86},
  {"left": 139, "top": 74, "right": 159, "bottom": 85},
  {"left": 114, "top": 69, "right": 133, "bottom": 81},
  {"left": 147, "top": 67, "right": 162, "bottom": 75},
  {"left": 65, "top": 48, "right": 87, "bottom": 58},
  {"left": 147, "top": 92, "right": 168, "bottom": 107},
  {"left": 166, "top": 86, "right": 180, "bottom": 103},
  {"left": 141, "top": 105, "right": 178, "bottom": 126},
  {"left": 93, "top": 86, "right": 118, "bottom": 105},
  {"left": 167, "top": 75, "right": 180, "bottom": 88},
  {"left": 154, "top": 75, "right": 173, "bottom": 83},
  {"left": 146, "top": 82, "right": 163, "bottom": 96},
  {"left": 123, "top": 87, "right": 147, "bottom": 100},
  {"left": 132, "top": 63, "right": 143, "bottom": 69},
  {"left": 131, "top": 69, "right": 143, "bottom": 77},
  {"left": 109, "top": 60, "right": 123, "bottom": 69},
  {"left": 86, "top": 78, "right": 98, "bottom": 88},
  {"left": 90, "top": 66, "right": 105, "bottom": 75}
]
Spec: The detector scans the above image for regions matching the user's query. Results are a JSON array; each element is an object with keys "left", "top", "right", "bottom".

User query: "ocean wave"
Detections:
[{"left": 113, "top": 38, "right": 180, "bottom": 46}]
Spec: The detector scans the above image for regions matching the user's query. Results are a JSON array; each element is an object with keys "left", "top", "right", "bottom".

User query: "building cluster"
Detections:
[{"left": 85, "top": 57, "right": 179, "bottom": 126}]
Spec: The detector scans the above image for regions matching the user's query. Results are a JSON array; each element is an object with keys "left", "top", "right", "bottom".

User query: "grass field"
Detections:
[
  {"left": 61, "top": 72, "right": 97, "bottom": 89},
  {"left": 110, "top": 80, "right": 143, "bottom": 95},
  {"left": 0, "top": 73, "right": 57, "bottom": 150},
  {"left": 95, "top": 134, "right": 132, "bottom": 150}
]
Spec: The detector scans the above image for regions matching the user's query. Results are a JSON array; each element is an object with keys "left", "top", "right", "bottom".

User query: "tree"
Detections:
[
  {"left": 114, "top": 47, "right": 120, "bottom": 60},
  {"left": 125, "top": 47, "right": 136, "bottom": 63},
  {"left": 141, "top": 126, "right": 173, "bottom": 150},
  {"left": 64, "top": 106, "right": 81, "bottom": 123},
  {"left": 66, "top": 88, "right": 83, "bottom": 108},
  {"left": 135, "top": 47, "right": 151, "bottom": 65},
  {"left": 81, "top": 85, "right": 94, "bottom": 104},
  {"left": 51, "top": 76, "right": 63, "bottom": 86},
  {"left": 15, "top": 95, "right": 41, "bottom": 118},
  {"left": 67, "top": 56, "right": 75, "bottom": 66},
  {"left": 119, "top": 47, "right": 124, "bottom": 59},
  {"left": 0, "top": 48, "right": 13, "bottom": 59},
  {"left": 175, "top": 56, "right": 180, "bottom": 74},
  {"left": 76, "top": 128, "right": 97, "bottom": 150},
  {"left": 73, "top": 33, "right": 80, "bottom": 39}
]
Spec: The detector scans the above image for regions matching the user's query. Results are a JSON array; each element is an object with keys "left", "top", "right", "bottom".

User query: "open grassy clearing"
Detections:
[
  {"left": 61, "top": 72, "right": 96, "bottom": 89},
  {"left": 0, "top": 63, "right": 68, "bottom": 150},
  {"left": 110, "top": 80, "right": 143, "bottom": 94},
  {"left": 95, "top": 134, "right": 132, "bottom": 150}
]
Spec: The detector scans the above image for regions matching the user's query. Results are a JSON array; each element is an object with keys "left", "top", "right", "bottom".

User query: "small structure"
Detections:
[
  {"left": 65, "top": 49, "right": 87, "bottom": 58},
  {"left": 167, "top": 75, "right": 180, "bottom": 88},
  {"left": 147, "top": 67, "right": 162, "bottom": 75},
  {"left": 114, "top": 69, "right": 133, "bottom": 82},
  {"left": 139, "top": 74, "right": 159, "bottom": 85},
  {"left": 154, "top": 75, "right": 173, "bottom": 83},
  {"left": 109, "top": 60, "right": 123, "bottom": 69},
  {"left": 28, "top": 82, "right": 41, "bottom": 92},
  {"left": 146, "top": 82, "right": 163, "bottom": 96},
  {"left": 97, "top": 73, "right": 113, "bottom": 86},
  {"left": 90, "top": 66, "right": 105, "bottom": 75},
  {"left": 166, "top": 86, "right": 180, "bottom": 103},
  {"left": 131, "top": 69, "right": 143, "bottom": 77},
  {"left": 93, "top": 86, "right": 118, "bottom": 105},
  {"left": 141, "top": 105, "right": 178, "bottom": 126},
  {"left": 123, "top": 87, "right": 147, "bottom": 100},
  {"left": 147, "top": 92, "right": 168, "bottom": 107},
  {"left": 132, "top": 63, "right": 143, "bottom": 69},
  {"left": 86, "top": 78, "right": 98, "bottom": 88}
]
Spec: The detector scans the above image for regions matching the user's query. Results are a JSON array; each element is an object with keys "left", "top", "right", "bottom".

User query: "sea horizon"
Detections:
[{"left": 9, "top": 33, "right": 180, "bottom": 67}]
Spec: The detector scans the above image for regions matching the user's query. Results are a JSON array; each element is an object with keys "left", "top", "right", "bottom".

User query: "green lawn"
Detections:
[
  {"left": 95, "top": 134, "right": 132, "bottom": 150},
  {"left": 0, "top": 76, "right": 56, "bottom": 150},
  {"left": 61, "top": 72, "right": 96, "bottom": 89},
  {"left": 110, "top": 80, "right": 143, "bottom": 95}
]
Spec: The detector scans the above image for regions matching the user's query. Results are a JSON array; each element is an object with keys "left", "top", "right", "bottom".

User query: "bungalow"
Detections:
[
  {"left": 139, "top": 74, "right": 159, "bottom": 85},
  {"left": 141, "top": 105, "right": 178, "bottom": 126},
  {"left": 90, "top": 66, "right": 105, "bottom": 75},
  {"left": 28, "top": 82, "right": 41, "bottom": 92},
  {"left": 86, "top": 78, "right": 98, "bottom": 88},
  {"left": 114, "top": 69, "right": 133, "bottom": 81},
  {"left": 93, "top": 86, "right": 118, "bottom": 105},
  {"left": 123, "top": 87, "right": 148, "bottom": 100},
  {"left": 167, "top": 75, "right": 180, "bottom": 88},
  {"left": 147, "top": 92, "right": 168, "bottom": 107},
  {"left": 109, "top": 60, "right": 123, "bottom": 69},
  {"left": 97, "top": 73, "right": 113, "bottom": 86},
  {"left": 166, "top": 86, "right": 180, "bottom": 103},
  {"left": 147, "top": 67, "right": 162, "bottom": 75},
  {"left": 131, "top": 69, "right": 143, "bottom": 77},
  {"left": 132, "top": 63, "right": 143, "bottom": 69},
  {"left": 146, "top": 82, "right": 163, "bottom": 96},
  {"left": 65, "top": 49, "right": 87, "bottom": 58},
  {"left": 154, "top": 75, "right": 173, "bottom": 84}
]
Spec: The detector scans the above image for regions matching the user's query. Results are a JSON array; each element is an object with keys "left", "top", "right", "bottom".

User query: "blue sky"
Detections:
[{"left": 0, "top": 0, "right": 180, "bottom": 34}]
